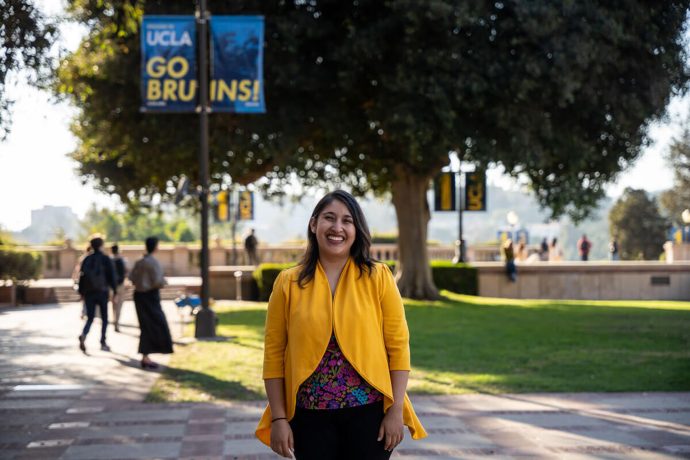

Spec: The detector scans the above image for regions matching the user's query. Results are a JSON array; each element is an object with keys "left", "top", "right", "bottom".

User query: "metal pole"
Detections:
[{"left": 195, "top": 0, "right": 216, "bottom": 338}]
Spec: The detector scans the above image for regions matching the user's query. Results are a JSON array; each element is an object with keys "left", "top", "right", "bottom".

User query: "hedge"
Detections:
[
  {"left": 0, "top": 247, "right": 43, "bottom": 284},
  {"left": 386, "top": 260, "right": 478, "bottom": 295},
  {"left": 253, "top": 263, "right": 296, "bottom": 301},
  {"left": 429, "top": 260, "right": 478, "bottom": 295},
  {"left": 254, "top": 259, "right": 478, "bottom": 300}
]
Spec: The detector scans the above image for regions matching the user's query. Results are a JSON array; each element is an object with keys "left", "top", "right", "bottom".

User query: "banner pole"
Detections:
[{"left": 195, "top": 0, "right": 216, "bottom": 338}]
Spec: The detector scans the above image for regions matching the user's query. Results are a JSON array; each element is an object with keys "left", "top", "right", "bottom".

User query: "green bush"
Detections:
[
  {"left": 387, "top": 260, "right": 477, "bottom": 295},
  {"left": 253, "top": 263, "right": 296, "bottom": 301},
  {"left": 0, "top": 247, "right": 43, "bottom": 285},
  {"left": 429, "top": 260, "right": 478, "bottom": 295}
]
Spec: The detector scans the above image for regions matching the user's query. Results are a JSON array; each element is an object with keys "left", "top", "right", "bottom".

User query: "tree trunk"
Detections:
[{"left": 391, "top": 167, "right": 440, "bottom": 300}]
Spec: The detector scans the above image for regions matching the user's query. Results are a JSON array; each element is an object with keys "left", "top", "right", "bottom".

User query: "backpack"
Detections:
[
  {"left": 114, "top": 257, "right": 126, "bottom": 285},
  {"left": 80, "top": 254, "right": 108, "bottom": 293},
  {"left": 581, "top": 239, "right": 590, "bottom": 253}
]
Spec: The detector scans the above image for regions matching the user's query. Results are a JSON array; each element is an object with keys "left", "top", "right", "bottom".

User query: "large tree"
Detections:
[
  {"left": 660, "top": 127, "right": 690, "bottom": 225},
  {"left": 609, "top": 188, "right": 668, "bottom": 260},
  {"left": 59, "top": 1, "right": 690, "bottom": 298},
  {"left": 0, "top": 0, "right": 57, "bottom": 140}
]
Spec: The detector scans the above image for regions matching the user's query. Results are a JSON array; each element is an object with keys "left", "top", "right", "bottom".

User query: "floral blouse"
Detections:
[{"left": 296, "top": 334, "right": 383, "bottom": 409}]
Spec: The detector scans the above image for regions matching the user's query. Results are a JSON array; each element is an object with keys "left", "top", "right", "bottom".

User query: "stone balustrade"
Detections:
[{"left": 33, "top": 241, "right": 457, "bottom": 279}]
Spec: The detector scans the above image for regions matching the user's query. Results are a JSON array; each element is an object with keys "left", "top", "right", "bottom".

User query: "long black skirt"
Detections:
[{"left": 133, "top": 290, "right": 173, "bottom": 355}]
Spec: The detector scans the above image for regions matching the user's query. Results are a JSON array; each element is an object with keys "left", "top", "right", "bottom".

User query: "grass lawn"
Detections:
[{"left": 148, "top": 293, "right": 690, "bottom": 403}]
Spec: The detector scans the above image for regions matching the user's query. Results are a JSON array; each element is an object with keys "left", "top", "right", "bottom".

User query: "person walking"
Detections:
[
  {"left": 255, "top": 190, "right": 426, "bottom": 459},
  {"left": 609, "top": 239, "right": 619, "bottom": 261},
  {"left": 78, "top": 236, "right": 116, "bottom": 353},
  {"left": 244, "top": 228, "right": 259, "bottom": 265},
  {"left": 539, "top": 237, "right": 549, "bottom": 261},
  {"left": 128, "top": 237, "right": 173, "bottom": 370},
  {"left": 577, "top": 234, "right": 592, "bottom": 261},
  {"left": 549, "top": 237, "right": 563, "bottom": 262},
  {"left": 110, "top": 244, "right": 127, "bottom": 332},
  {"left": 73, "top": 244, "right": 93, "bottom": 320}
]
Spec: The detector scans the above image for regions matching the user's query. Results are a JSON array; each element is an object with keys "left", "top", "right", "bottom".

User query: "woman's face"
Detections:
[{"left": 310, "top": 199, "right": 356, "bottom": 261}]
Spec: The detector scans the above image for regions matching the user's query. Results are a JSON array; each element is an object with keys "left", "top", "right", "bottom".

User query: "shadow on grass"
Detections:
[{"left": 149, "top": 363, "right": 264, "bottom": 402}]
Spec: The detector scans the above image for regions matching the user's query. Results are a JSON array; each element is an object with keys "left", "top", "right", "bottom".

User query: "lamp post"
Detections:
[
  {"left": 506, "top": 211, "right": 519, "bottom": 239},
  {"left": 683, "top": 209, "right": 690, "bottom": 243},
  {"left": 194, "top": 0, "right": 216, "bottom": 338}
]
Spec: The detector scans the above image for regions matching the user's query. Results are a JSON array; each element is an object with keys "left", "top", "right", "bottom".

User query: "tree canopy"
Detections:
[
  {"left": 81, "top": 205, "right": 197, "bottom": 243},
  {"left": 0, "top": 0, "right": 57, "bottom": 139},
  {"left": 660, "top": 127, "right": 690, "bottom": 225},
  {"left": 58, "top": 0, "right": 690, "bottom": 298},
  {"left": 609, "top": 188, "right": 668, "bottom": 260}
]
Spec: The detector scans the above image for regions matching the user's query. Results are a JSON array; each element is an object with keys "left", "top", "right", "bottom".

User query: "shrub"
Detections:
[
  {"left": 369, "top": 260, "right": 478, "bottom": 296},
  {"left": 429, "top": 260, "right": 478, "bottom": 295},
  {"left": 253, "top": 263, "right": 296, "bottom": 301},
  {"left": 0, "top": 247, "right": 43, "bottom": 285}
]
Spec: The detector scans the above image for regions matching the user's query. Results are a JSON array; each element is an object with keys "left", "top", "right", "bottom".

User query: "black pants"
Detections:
[
  {"left": 133, "top": 290, "right": 173, "bottom": 355},
  {"left": 290, "top": 401, "right": 392, "bottom": 460},
  {"left": 81, "top": 291, "right": 109, "bottom": 344}
]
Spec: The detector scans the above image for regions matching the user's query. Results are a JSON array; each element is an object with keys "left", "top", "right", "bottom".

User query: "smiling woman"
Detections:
[{"left": 256, "top": 190, "right": 427, "bottom": 460}]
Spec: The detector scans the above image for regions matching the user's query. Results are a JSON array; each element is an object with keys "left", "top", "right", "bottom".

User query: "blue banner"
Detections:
[
  {"left": 465, "top": 170, "right": 487, "bottom": 211},
  {"left": 210, "top": 16, "right": 265, "bottom": 113},
  {"left": 434, "top": 173, "right": 456, "bottom": 211},
  {"left": 141, "top": 16, "right": 197, "bottom": 112}
]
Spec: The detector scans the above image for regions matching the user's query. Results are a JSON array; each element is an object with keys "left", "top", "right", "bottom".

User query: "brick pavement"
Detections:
[{"left": 1, "top": 302, "right": 689, "bottom": 459}]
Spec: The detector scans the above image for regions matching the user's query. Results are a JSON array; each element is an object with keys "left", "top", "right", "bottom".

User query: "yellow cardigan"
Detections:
[{"left": 255, "top": 258, "right": 427, "bottom": 446}]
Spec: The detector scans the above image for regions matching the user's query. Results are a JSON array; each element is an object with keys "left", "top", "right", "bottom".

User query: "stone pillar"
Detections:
[
  {"left": 210, "top": 237, "right": 226, "bottom": 266},
  {"left": 171, "top": 244, "right": 188, "bottom": 276},
  {"left": 665, "top": 241, "right": 690, "bottom": 263}
]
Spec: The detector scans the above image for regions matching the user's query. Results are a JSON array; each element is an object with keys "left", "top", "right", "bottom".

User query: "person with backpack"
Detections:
[
  {"left": 577, "top": 234, "right": 592, "bottom": 262},
  {"left": 110, "top": 244, "right": 128, "bottom": 332},
  {"left": 78, "top": 236, "right": 117, "bottom": 353}
]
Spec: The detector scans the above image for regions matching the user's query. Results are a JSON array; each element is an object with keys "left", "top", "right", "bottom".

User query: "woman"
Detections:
[
  {"left": 549, "top": 237, "right": 563, "bottom": 262},
  {"left": 255, "top": 191, "right": 426, "bottom": 459},
  {"left": 128, "top": 236, "right": 173, "bottom": 369}
]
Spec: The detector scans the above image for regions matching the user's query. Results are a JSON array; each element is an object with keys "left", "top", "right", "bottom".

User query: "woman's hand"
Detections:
[
  {"left": 270, "top": 419, "right": 294, "bottom": 458},
  {"left": 378, "top": 406, "right": 404, "bottom": 452}
]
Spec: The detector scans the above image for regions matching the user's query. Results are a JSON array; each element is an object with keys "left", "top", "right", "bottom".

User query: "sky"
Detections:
[{"left": 0, "top": 3, "right": 686, "bottom": 232}]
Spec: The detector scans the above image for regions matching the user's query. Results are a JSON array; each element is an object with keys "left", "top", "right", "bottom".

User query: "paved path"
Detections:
[{"left": 1, "top": 302, "right": 690, "bottom": 459}]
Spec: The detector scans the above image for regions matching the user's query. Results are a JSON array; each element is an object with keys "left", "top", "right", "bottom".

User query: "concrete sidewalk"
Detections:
[{"left": 1, "top": 302, "right": 689, "bottom": 459}]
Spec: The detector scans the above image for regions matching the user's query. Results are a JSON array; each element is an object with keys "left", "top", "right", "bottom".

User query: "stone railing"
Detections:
[
  {"left": 34, "top": 241, "right": 457, "bottom": 279},
  {"left": 476, "top": 261, "right": 690, "bottom": 300}
]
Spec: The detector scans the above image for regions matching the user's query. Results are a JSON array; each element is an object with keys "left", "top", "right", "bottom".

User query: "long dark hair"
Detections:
[{"left": 297, "top": 190, "right": 374, "bottom": 287}]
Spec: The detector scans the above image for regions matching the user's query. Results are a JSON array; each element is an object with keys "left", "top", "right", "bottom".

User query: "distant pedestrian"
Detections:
[
  {"left": 73, "top": 244, "right": 93, "bottom": 320},
  {"left": 502, "top": 239, "right": 517, "bottom": 282},
  {"left": 78, "top": 236, "right": 117, "bottom": 353},
  {"left": 110, "top": 244, "right": 127, "bottom": 332},
  {"left": 549, "top": 237, "right": 563, "bottom": 262},
  {"left": 516, "top": 241, "right": 528, "bottom": 262},
  {"left": 577, "top": 234, "right": 592, "bottom": 261},
  {"left": 244, "top": 228, "right": 259, "bottom": 265},
  {"left": 609, "top": 239, "right": 619, "bottom": 261},
  {"left": 128, "top": 237, "right": 173, "bottom": 369},
  {"left": 539, "top": 237, "right": 549, "bottom": 261}
]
